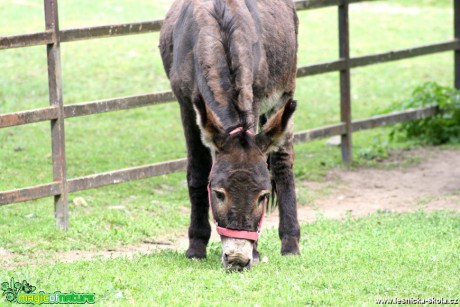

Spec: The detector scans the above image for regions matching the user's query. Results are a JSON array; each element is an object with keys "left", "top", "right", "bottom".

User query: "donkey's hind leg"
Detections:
[
  {"left": 178, "top": 97, "right": 212, "bottom": 259},
  {"left": 270, "top": 137, "right": 300, "bottom": 255}
]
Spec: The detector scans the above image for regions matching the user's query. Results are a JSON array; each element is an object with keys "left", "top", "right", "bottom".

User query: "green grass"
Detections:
[
  {"left": 1, "top": 211, "right": 459, "bottom": 305},
  {"left": 395, "top": 0, "right": 452, "bottom": 8},
  {"left": 1, "top": 2, "right": 459, "bottom": 304}
]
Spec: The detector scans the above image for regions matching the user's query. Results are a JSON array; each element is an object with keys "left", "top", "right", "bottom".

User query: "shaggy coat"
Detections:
[{"left": 160, "top": 0, "right": 300, "bottom": 263}]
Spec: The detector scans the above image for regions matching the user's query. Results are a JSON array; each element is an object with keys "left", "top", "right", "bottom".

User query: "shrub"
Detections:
[{"left": 387, "top": 82, "right": 460, "bottom": 145}]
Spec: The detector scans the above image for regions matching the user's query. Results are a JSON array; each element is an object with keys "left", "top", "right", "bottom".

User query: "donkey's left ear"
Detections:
[
  {"left": 192, "top": 94, "right": 227, "bottom": 151},
  {"left": 255, "top": 99, "right": 297, "bottom": 153}
]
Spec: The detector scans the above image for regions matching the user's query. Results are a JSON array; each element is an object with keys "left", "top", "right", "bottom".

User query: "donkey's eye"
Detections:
[
  {"left": 214, "top": 190, "right": 226, "bottom": 203},
  {"left": 258, "top": 194, "right": 269, "bottom": 206}
]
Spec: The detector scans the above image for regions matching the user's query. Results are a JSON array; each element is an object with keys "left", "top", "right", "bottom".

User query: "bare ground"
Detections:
[
  {"left": 1, "top": 148, "right": 459, "bottom": 268},
  {"left": 268, "top": 148, "right": 460, "bottom": 226}
]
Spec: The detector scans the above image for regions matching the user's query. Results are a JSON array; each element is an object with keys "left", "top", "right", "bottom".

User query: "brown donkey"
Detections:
[{"left": 160, "top": 0, "right": 300, "bottom": 270}]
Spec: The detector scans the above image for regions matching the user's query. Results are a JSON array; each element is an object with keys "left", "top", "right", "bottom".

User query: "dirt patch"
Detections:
[
  {"left": 265, "top": 148, "right": 459, "bottom": 227},
  {"left": 0, "top": 248, "right": 14, "bottom": 258},
  {"left": 53, "top": 242, "right": 174, "bottom": 264},
  {"left": 1, "top": 148, "right": 459, "bottom": 268}
]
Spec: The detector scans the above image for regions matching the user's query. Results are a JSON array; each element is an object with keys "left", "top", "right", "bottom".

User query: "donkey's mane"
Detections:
[
  {"left": 208, "top": 0, "right": 250, "bottom": 130},
  {"left": 208, "top": 1, "right": 239, "bottom": 85}
]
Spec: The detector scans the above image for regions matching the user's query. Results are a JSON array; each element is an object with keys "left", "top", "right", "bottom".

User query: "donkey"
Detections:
[{"left": 159, "top": 0, "right": 300, "bottom": 270}]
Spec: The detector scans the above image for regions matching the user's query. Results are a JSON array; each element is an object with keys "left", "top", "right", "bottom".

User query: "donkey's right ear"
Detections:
[
  {"left": 255, "top": 99, "right": 297, "bottom": 153},
  {"left": 192, "top": 94, "right": 226, "bottom": 151}
]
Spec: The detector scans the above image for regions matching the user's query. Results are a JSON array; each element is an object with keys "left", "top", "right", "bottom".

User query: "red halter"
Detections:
[{"left": 207, "top": 127, "right": 267, "bottom": 241}]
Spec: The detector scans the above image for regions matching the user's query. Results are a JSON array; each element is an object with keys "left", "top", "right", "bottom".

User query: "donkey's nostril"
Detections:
[
  {"left": 223, "top": 253, "right": 229, "bottom": 262},
  {"left": 243, "top": 259, "right": 251, "bottom": 268}
]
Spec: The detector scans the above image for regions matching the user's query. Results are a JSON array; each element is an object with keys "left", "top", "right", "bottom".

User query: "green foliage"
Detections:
[
  {"left": 357, "top": 134, "right": 389, "bottom": 161},
  {"left": 387, "top": 83, "right": 460, "bottom": 145}
]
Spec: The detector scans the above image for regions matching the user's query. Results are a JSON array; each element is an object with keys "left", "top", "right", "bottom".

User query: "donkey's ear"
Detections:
[
  {"left": 192, "top": 94, "right": 226, "bottom": 150},
  {"left": 255, "top": 99, "right": 297, "bottom": 153}
]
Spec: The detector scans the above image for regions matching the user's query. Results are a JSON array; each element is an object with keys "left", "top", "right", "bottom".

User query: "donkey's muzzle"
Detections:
[
  {"left": 221, "top": 237, "right": 253, "bottom": 271},
  {"left": 223, "top": 252, "right": 251, "bottom": 270}
]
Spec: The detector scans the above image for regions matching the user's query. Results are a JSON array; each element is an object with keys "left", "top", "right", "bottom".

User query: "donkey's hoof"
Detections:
[
  {"left": 186, "top": 248, "right": 207, "bottom": 259},
  {"left": 281, "top": 237, "right": 300, "bottom": 256},
  {"left": 186, "top": 241, "right": 207, "bottom": 259}
]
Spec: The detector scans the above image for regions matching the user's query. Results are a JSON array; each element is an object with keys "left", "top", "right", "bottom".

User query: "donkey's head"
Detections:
[{"left": 193, "top": 97, "right": 296, "bottom": 270}]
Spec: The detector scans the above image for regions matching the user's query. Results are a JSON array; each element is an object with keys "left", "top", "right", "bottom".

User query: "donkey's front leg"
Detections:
[
  {"left": 179, "top": 100, "right": 212, "bottom": 259},
  {"left": 186, "top": 164, "right": 212, "bottom": 259},
  {"left": 270, "top": 138, "right": 300, "bottom": 255}
]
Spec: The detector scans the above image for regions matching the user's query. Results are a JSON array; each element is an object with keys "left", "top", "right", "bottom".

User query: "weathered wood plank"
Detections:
[
  {"left": 60, "top": 20, "right": 163, "bottom": 42},
  {"left": 293, "top": 106, "right": 439, "bottom": 143},
  {"left": 45, "top": 0, "right": 69, "bottom": 230},
  {"left": 67, "top": 159, "right": 187, "bottom": 192},
  {"left": 338, "top": 0, "right": 352, "bottom": 163},
  {"left": 297, "top": 40, "right": 460, "bottom": 77},
  {"left": 0, "top": 31, "right": 53, "bottom": 50},
  {"left": 0, "top": 183, "right": 61, "bottom": 206},
  {"left": 64, "top": 91, "right": 176, "bottom": 118},
  {"left": 295, "top": 0, "right": 379, "bottom": 11},
  {"left": 294, "top": 123, "right": 346, "bottom": 143},
  {"left": 350, "top": 40, "right": 460, "bottom": 68},
  {"left": 352, "top": 106, "right": 439, "bottom": 132},
  {"left": 297, "top": 60, "right": 346, "bottom": 77},
  {"left": 0, "top": 107, "right": 58, "bottom": 128}
]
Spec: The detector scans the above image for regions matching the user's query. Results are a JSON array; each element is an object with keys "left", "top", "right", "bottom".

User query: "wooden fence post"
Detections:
[
  {"left": 338, "top": 0, "right": 352, "bottom": 163},
  {"left": 455, "top": 0, "right": 460, "bottom": 89},
  {"left": 44, "top": 0, "right": 69, "bottom": 230}
]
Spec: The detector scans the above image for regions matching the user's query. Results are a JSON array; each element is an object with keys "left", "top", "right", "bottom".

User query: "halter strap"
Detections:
[{"left": 229, "top": 127, "right": 254, "bottom": 135}]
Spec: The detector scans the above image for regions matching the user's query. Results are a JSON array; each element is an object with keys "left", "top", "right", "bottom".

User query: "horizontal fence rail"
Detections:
[
  {"left": 0, "top": 0, "right": 456, "bottom": 230},
  {"left": 60, "top": 20, "right": 163, "bottom": 43},
  {"left": 294, "top": 106, "right": 439, "bottom": 143},
  {"left": 0, "top": 106, "right": 58, "bottom": 128},
  {"left": 0, "top": 183, "right": 61, "bottom": 206},
  {"left": 295, "top": 0, "right": 378, "bottom": 10},
  {"left": 0, "top": 31, "right": 53, "bottom": 50},
  {"left": 67, "top": 159, "right": 187, "bottom": 193},
  {"left": 63, "top": 91, "right": 176, "bottom": 118},
  {"left": 297, "top": 40, "right": 460, "bottom": 77}
]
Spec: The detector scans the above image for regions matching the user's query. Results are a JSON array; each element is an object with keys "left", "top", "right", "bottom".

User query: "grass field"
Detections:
[
  {"left": 0, "top": 0, "right": 459, "bottom": 305},
  {"left": 1, "top": 211, "right": 459, "bottom": 305}
]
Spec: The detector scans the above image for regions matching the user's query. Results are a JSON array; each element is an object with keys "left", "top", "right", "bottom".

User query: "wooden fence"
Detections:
[{"left": 0, "top": 0, "right": 458, "bottom": 230}]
